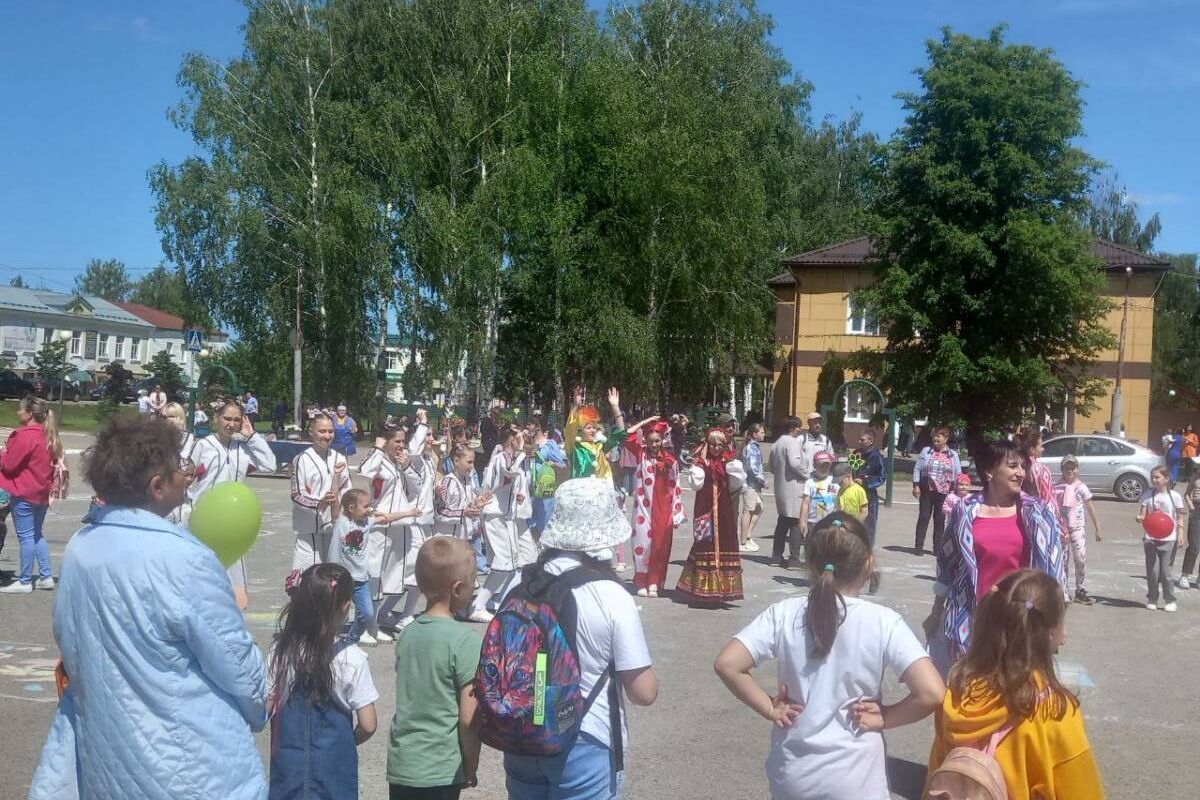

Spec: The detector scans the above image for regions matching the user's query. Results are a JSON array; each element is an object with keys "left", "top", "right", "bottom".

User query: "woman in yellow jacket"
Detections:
[{"left": 929, "top": 569, "right": 1104, "bottom": 800}]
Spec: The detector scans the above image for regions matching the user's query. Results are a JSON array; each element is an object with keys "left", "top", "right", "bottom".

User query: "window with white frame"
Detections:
[
  {"left": 844, "top": 385, "right": 880, "bottom": 423},
  {"left": 98, "top": 333, "right": 109, "bottom": 359},
  {"left": 70, "top": 331, "right": 82, "bottom": 357},
  {"left": 115, "top": 336, "right": 124, "bottom": 359},
  {"left": 385, "top": 351, "right": 401, "bottom": 371},
  {"left": 846, "top": 295, "right": 880, "bottom": 336},
  {"left": 166, "top": 342, "right": 174, "bottom": 357},
  {"left": 130, "top": 337, "right": 141, "bottom": 362}
]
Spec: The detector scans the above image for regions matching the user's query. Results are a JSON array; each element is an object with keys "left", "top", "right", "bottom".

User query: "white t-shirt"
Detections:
[
  {"left": 137, "top": 396, "right": 149, "bottom": 414},
  {"left": 505, "top": 554, "right": 652, "bottom": 752},
  {"left": 735, "top": 596, "right": 928, "bottom": 800},
  {"left": 1139, "top": 489, "right": 1184, "bottom": 542},
  {"left": 328, "top": 515, "right": 372, "bottom": 580},
  {"left": 1055, "top": 479, "right": 1093, "bottom": 531},
  {"left": 267, "top": 640, "right": 379, "bottom": 716},
  {"left": 802, "top": 476, "right": 839, "bottom": 524}
]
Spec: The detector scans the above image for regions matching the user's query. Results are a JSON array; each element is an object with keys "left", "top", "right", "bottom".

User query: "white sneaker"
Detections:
[
  {"left": 745, "top": 539, "right": 761, "bottom": 552},
  {"left": 1164, "top": 602, "right": 1178, "bottom": 612},
  {"left": 357, "top": 632, "right": 378, "bottom": 646},
  {"left": 374, "top": 630, "right": 394, "bottom": 643},
  {"left": 468, "top": 609, "right": 494, "bottom": 624},
  {"left": 395, "top": 616, "right": 415, "bottom": 632},
  {"left": 615, "top": 562, "right": 627, "bottom": 573},
  {"left": 647, "top": 585, "right": 659, "bottom": 598},
  {"left": 1146, "top": 602, "right": 1157, "bottom": 611},
  {"left": 636, "top": 587, "right": 648, "bottom": 597},
  {"left": 0, "top": 581, "right": 33, "bottom": 594},
  {"left": 1178, "top": 576, "right": 1191, "bottom": 590},
  {"left": 37, "top": 578, "right": 56, "bottom": 591}
]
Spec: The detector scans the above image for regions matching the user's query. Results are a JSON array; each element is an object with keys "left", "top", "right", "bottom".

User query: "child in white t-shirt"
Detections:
[
  {"left": 1055, "top": 455, "right": 1102, "bottom": 605},
  {"left": 799, "top": 451, "right": 839, "bottom": 537},
  {"left": 1138, "top": 466, "right": 1185, "bottom": 611},
  {"left": 715, "top": 512, "right": 945, "bottom": 800},
  {"left": 267, "top": 562, "right": 379, "bottom": 798}
]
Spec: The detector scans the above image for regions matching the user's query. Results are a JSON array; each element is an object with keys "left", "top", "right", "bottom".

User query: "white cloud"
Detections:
[
  {"left": 1126, "top": 191, "right": 1190, "bottom": 206},
  {"left": 89, "top": 14, "right": 160, "bottom": 42},
  {"left": 129, "top": 16, "right": 160, "bottom": 42}
]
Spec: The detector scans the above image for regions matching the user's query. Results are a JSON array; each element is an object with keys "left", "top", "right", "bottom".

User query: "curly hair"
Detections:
[{"left": 84, "top": 416, "right": 182, "bottom": 507}]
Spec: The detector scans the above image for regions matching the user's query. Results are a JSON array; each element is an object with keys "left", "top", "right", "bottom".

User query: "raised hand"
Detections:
[
  {"left": 607, "top": 386, "right": 621, "bottom": 409},
  {"left": 240, "top": 416, "right": 255, "bottom": 438},
  {"left": 395, "top": 450, "right": 411, "bottom": 469},
  {"left": 573, "top": 386, "right": 584, "bottom": 408},
  {"left": 416, "top": 407, "right": 427, "bottom": 425}
]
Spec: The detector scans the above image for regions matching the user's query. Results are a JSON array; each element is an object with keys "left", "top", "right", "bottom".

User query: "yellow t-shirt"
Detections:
[
  {"left": 837, "top": 482, "right": 868, "bottom": 518},
  {"left": 929, "top": 679, "right": 1104, "bottom": 800}
]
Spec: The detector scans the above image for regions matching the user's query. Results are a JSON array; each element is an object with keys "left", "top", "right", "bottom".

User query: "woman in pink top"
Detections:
[
  {"left": 923, "top": 438, "right": 1064, "bottom": 676},
  {"left": 0, "top": 396, "right": 56, "bottom": 593}
]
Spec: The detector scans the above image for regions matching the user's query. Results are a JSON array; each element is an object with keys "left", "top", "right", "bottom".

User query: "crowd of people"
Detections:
[{"left": 12, "top": 387, "right": 1167, "bottom": 799}]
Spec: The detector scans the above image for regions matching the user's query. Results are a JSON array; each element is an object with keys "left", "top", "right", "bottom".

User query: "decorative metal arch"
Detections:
[{"left": 820, "top": 378, "right": 896, "bottom": 506}]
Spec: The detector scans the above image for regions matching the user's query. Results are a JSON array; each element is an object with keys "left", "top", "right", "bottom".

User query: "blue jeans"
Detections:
[
  {"left": 348, "top": 580, "right": 376, "bottom": 640},
  {"left": 471, "top": 534, "right": 488, "bottom": 574},
  {"left": 505, "top": 733, "right": 622, "bottom": 800},
  {"left": 13, "top": 500, "right": 50, "bottom": 584}
]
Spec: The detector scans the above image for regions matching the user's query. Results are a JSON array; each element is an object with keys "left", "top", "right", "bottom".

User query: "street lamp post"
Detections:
[
  {"left": 1109, "top": 266, "right": 1133, "bottom": 438},
  {"left": 56, "top": 330, "right": 72, "bottom": 419}
]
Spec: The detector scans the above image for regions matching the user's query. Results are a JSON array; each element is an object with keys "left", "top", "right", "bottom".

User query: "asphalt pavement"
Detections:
[{"left": 1, "top": 453, "right": 1196, "bottom": 799}]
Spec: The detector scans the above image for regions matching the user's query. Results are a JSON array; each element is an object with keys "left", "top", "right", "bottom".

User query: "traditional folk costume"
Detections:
[
  {"left": 359, "top": 427, "right": 427, "bottom": 629},
  {"left": 626, "top": 425, "right": 686, "bottom": 591},
  {"left": 434, "top": 471, "right": 488, "bottom": 539},
  {"left": 470, "top": 446, "right": 538, "bottom": 616},
  {"left": 168, "top": 431, "right": 198, "bottom": 526},
  {"left": 675, "top": 438, "right": 746, "bottom": 605},
  {"left": 289, "top": 446, "right": 351, "bottom": 572},
  {"left": 563, "top": 406, "right": 623, "bottom": 480},
  {"left": 189, "top": 431, "right": 277, "bottom": 590}
]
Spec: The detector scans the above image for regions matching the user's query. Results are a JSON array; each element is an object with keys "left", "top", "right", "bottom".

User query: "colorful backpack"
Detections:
[
  {"left": 476, "top": 556, "right": 623, "bottom": 769},
  {"left": 531, "top": 458, "right": 557, "bottom": 499}
]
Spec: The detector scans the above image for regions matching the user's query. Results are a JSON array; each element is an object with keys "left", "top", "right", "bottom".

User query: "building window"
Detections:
[
  {"left": 115, "top": 336, "right": 124, "bottom": 360},
  {"left": 43, "top": 327, "right": 53, "bottom": 345},
  {"left": 844, "top": 385, "right": 880, "bottom": 423},
  {"left": 846, "top": 295, "right": 880, "bottom": 336},
  {"left": 84, "top": 332, "right": 98, "bottom": 360},
  {"left": 98, "top": 333, "right": 109, "bottom": 359},
  {"left": 385, "top": 351, "right": 401, "bottom": 371},
  {"left": 70, "top": 331, "right": 82, "bottom": 357},
  {"left": 130, "top": 337, "right": 141, "bottom": 363},
  {"left": 165, "top": 342, "right": 174, "bottom": 357}
]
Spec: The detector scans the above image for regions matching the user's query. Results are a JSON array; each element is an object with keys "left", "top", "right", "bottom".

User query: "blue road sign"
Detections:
[{"left": 185, "top": 329, "right": 204, "bottom": 353}]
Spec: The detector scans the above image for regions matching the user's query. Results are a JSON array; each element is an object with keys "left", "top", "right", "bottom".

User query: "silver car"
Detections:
[{"left": 1038, "top": 435, "right": 1163, "bottom": 502}]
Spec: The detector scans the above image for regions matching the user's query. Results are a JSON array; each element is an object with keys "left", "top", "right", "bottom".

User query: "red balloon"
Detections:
[{"left": 1142, "top": 511, "right": 1175, "bottom": 540}]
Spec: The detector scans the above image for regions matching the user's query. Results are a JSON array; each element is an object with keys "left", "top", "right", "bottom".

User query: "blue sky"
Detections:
[{"left": 1, "top": 0, "right": 1196, "bottom": 293}]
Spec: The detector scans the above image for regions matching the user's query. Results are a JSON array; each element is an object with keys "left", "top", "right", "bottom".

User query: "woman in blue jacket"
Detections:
[{"left": 31, "top": 415, "right": 267, "bottom": 800}]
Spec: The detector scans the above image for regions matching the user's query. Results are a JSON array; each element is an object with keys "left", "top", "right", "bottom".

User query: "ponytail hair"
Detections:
[
  {"left": 43, "top": 408, "right": 64, "bottom": 461},
  {"left": 269, "top": 563, "right": 353, "bottom": 710},
  {"left": 804, "top": 511, "right": 873, "bottom": 659}
]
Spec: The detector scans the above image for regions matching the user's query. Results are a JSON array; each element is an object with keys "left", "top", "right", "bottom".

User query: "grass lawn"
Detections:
[{"left": 0, "top": 399, "right": 135, "bottom": 432}]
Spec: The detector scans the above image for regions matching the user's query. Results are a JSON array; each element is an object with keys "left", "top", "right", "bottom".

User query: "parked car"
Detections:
[
  {"left": 89, "top": 378, "right": 187, "bottom": 404},
  {"left": 32, "top": 375, "right": 81, "bottom": 402},
  {"left": 1039, "top": 434, "right": 1163, "bottom": 502},
  {"left": 0, "top": 370, "right": 39, "bottom": 399}
]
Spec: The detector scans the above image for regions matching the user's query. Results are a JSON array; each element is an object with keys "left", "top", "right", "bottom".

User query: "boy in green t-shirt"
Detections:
[
  {"left": 834, "top": 463, "right": 868, "bottom": 522},
  {"left": 387, "top": 537, "right": 482, "bottom": 799}
]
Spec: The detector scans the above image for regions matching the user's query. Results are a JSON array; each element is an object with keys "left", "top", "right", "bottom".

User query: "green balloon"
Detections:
[{"left": 189, "top": 481, "right": 262, "bottom": 567}]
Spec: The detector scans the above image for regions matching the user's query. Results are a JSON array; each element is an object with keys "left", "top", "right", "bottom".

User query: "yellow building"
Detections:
[{"left": 769, "top": 236, "right": 1169, "bottom": 443}]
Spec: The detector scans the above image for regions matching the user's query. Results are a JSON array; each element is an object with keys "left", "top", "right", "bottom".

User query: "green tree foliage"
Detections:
[
  {"left": 129, "top": 265, "right": 190, "bottom": 319},
  {"left": 9, "top": 276, "right": 27, "bottom": 288},
  {"left": 75, "top": 258, "right": 133, "bottom": 301},
  {"left": 33, "top": 338, "right": 68, "bottom": 382},
  {"left": 815, "top": 352, "right": 846, "bottom": 446},
  {"left": 1084, "top": 172, "right": 1161, "bottom": 253},
  {"left": 854, "top": 27, "right": 1115, "bottom": 439},
  {"left": 98, "top": 362, "right": 134, "bottom": 420},
  {"left": 152, "top": 0, "right": 878, "bottom": 415},
  {"left": 147, "top": 349, "right": 185, "bottom": 390},
  {"left": 1152, "top": 254, "right": 1200, "bottom": 407}
]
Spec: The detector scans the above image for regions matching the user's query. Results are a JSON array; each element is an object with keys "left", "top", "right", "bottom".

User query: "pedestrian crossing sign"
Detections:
[{"left": 185, "top": 329, "right": 204, "bottom": 352}]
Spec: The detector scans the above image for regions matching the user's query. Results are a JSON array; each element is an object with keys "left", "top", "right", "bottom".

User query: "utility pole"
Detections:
[{"left": 1109, "top": 266, "right": 1133, "bottom": 438}]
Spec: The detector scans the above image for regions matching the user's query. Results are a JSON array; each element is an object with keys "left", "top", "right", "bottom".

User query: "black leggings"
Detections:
[
  {"left": 390, "top": 784, "right": 461, "bottom": 800},
  {"left": 915, "top": 485, "right": 948, "bottom": 553}
]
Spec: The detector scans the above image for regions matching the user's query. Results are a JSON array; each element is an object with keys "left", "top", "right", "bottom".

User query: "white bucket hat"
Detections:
[{"left": 539, "top": 477, "right": 631, "bottom": 554}]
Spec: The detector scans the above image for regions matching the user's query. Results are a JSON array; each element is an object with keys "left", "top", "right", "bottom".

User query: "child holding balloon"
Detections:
[{"left": 1138, "top": 465, "right": 1184, "bottom": 611}]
